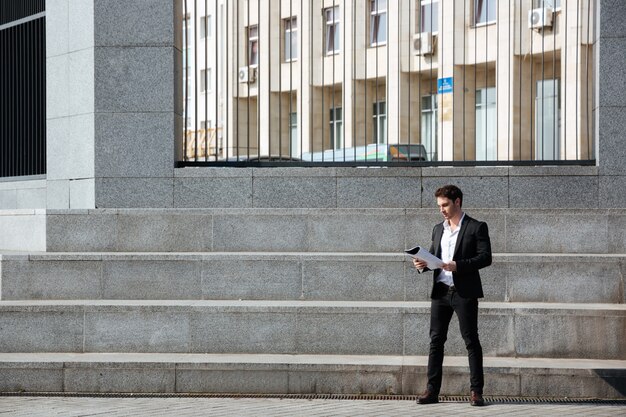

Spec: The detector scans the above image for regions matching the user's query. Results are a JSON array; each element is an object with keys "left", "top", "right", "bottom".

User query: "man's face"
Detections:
[{"left": 437, "top": 196, "right": 462, "bottom": 221}]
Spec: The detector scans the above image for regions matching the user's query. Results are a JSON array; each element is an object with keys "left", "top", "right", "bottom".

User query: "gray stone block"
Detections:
[
  {"left": 608, "top": 212, "right": 626, "bottom": 254},
  {"left": 190, "top": 312, "right": 298, "bottom": 354},
  {"left": 95, "top": 177, "right": 174, "bottom": 208},
  {"left": 337, "top": 177, "right": 421, "bottom": 208},
  {"left": 1, "top": 260, "right": 102, "bottom": 300},
  {"left": 421, "top": 167, "right": 508, "bottom": 177},
  {"left": 175, "top": 167, "right": 254, "bottom": 178},
  {"left": 94, "top": 112, "right": 174, "bottom": 178},
  {"left": 47, "top": 180, "right": 70, "bottom": 209},
  {"left": 599, "top": 175, "right": 626, "bottom": 208},
  {"left": 15, "top": 187, "right": 46, "bottom": 209},
  {"left": 176, "top": 370, "right": 290, "bottom": 394},
  {"left": 202, "top": 260, "right": 302, "bottom": 300},
  {"left": 506, "top": 211, "right": 608, "bottom": 253},
  {"left": 47, "top": 212, "right": 118, "bottom": 252},
  {"left": 0, "top": 190, "right": 17, "bottom": 209},
  {"left": 68, "top": 0, "right": 94, "bottom": 52},
  {"left": 69, "top": 178, "right": 96, "bottom": 209},
  {"left": 102, "top": 260, "right": 202, "bottom": 299},
  {"left": 0, "top": 312, "right": 83, "bottom": 353},
  {"left": 289, "top": 370, "right": 402, "bottom": 394},
  {"left": 95, "top": 0, "right": 176, "bottom": 47},
  {"left": 302, "top": 260, "right": 406, "bottom": 301},
  {"left": 174, "top": 177, "right": 253, "bottom": 208},
  {"left": 253, "top": 167, "right": 337, "bottom": 177},
  {"left": 336, "top": 167, "right": 421, "bottom": 177},
  {"left": 46, "top": 0, "right": 69, "bottom": 58},
  {"left": 46, "top": 55, "right": 69, "bottom": 119},
  {"left": 94, "top": 47, "right": 175, "bottom": 112},
  {"left": 0, "top": 211, "right": 46, "bottom": 251},
  {"left": 599, "top": 37, "right": 626, "bottom": 107},
  {"left": 505, "top": 260, "right": 622, "bottom": 303},
  {"left": 520, "top": 370, "right": 626, "bottom": 399},
  {"left": 253, "top": 177, "right": 337, "bottom": 208},
  {"left": 421, "top": 177, "right": 509, "bottom": 208},
  {"left": 49, "top": 113, "right": 95, "bottom": 181},
  {"left": 509, "top": 176, "right": 599, "bottom": 209},
  {"left": 598, "top": 107, "right": 626, "bottom": 176},
  {"left": 296, "top": 312, "right": 404, "bottom": 355},
  {"left": 514, "top": 309, "right": 626, "bottom": 360},
  {"left": 212, "top": 213, "right": 309, "bottom": 251},
  {"left": 84, "top": 311, "right": 191, "bottom": 353},
  {"left": 508, "top": 166, "right": 598, "bottom": 176},
  {"left": 0, "top": 367, "right": 64, "bottom": 392},
  {"left": 68, "top": 48, "right": 95, "bottom": 116},
  {"left": 64, "top": 367, "right": 176, "bottom": 393},
  {"left": 600, "top": 0, "right": 626, "bottom": 38}
]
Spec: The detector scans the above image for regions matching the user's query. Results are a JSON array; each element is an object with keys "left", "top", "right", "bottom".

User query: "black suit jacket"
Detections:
[{"left": 428, "top": 214, "right": 492, "bottom": 299}]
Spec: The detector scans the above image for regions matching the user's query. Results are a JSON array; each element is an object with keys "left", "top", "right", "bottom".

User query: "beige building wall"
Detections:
[{"left": 223, "top": 0, "right": 595, "bottom": 161}]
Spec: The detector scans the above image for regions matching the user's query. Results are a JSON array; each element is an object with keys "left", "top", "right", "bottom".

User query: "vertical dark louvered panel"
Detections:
[{"left": 0, "top": 0, "right": 46, "bottom": 178}]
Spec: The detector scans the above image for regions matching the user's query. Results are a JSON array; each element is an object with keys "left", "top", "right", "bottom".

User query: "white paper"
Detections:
[{"left": 404, "top": 245, "right": 444, "bottom": 270}]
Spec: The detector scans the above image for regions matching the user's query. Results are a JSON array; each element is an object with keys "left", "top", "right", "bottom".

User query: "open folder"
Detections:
[{"left": 404, "top": 245, "right": 444, "bottom": 270}]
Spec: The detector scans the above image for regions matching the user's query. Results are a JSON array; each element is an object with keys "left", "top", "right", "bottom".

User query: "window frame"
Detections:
[
  {"left": 372, "top": 100, "right": 387, "bottom": 145},
  {"left": 200, "top": 68, "right": 212, "bottom": 93},
  {"left": 533, "top": 0, "right": 561, "bottom": 10},
  {"left": 324, "top": 6, "right": 341, "bottom": 55},
  {"left": 418, "top": 0, "right": 439, "bottom": 34},
  {"left": 200, "top": 15, "right": 212, "bottom": 39},
  {"left": 473, "top": 0, "right": 497, "bottom": 27},
  {"left": 284, "top": 17, "right": 298, "bottom": 62},
  {"left": 475, "top": 87, "right": 497, "bottom": 161},
  {"left": 370, "top": 0, "right": 387, "bottom": 47},
  {"left": 329, "top": 107, "right": 343, "bottom": 150},
  {"left": 247, "top": 25, "right": 259, "bottom": 67},
  {"left": 421, "top": 94, "right": 438, "bottom": 161}
]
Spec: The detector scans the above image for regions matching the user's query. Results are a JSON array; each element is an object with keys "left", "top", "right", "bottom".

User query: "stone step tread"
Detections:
[
  {"left": 2, "top": 251, "right": 625, "bottom": 260},
  {"left": 1, "top": 353, "right": 625, "bottom": 370},
  {"left": 0, "top": 299, "right": 624, "bottom": 312}
]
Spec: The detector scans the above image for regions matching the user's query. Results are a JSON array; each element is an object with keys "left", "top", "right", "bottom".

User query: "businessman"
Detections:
[{"left": 413, "top": 185, "right": 492, "bottom": 407}]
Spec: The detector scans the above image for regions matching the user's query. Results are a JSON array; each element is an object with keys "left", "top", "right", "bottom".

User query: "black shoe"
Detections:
[
  {"left": 417, "top": 390, "right": 439, "bottom": 404},
  {"left": 470, "top": 390, "right": 485, "bottom": 406}
]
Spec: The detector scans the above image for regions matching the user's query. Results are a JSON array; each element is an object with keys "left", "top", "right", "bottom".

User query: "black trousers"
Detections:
[{"left": 427, "top": 286, "right": 484, "bottom": 394}]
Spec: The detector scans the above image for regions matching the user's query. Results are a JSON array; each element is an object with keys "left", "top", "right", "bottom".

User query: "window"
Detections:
[
  {"left": 289, "top": 112, "right": 298, "bottom": 156},
  {"left": 200, "top": 120, "right": 212, "bottom": 131},
  {"left": 535, "top": 79, "right": 560, "bottom": 160},
  {"left": 475, "top": 87, "right": 497, "bottom": 161},
  {"left": 284, "top": 17, "right": 298, "bottom": 62},
  {"left": 183, "top": 66, "right": 192, "bottom": 100},
  {"left": 200, "top": 15, "right": 212, "bottom": 38},
  {"left": 370, "top": 0, "right": 387, "bottom": 46},
  {"left": 474, "top": 0, "right": 496, "bottom": 25},
  {"left": 534, "top": 0, "right": 561, "bottom": 8},
  {"left": 372, "top": 101, "right": 387, "bottom": 145},
  {"left": 200, "top": 68, "right": 211, "bottom": 93},
  {"left": 421, "top": 95, "right": 438, "bottom": 161},
  {"left": 419, "top": 0, "right": 438, "bottom": 33},
  {"left": 324, "top": 6, "right": 340, "bottom": 55},
  {"left": 329, "top": 107, "right": 343, "bottom": 150},
  {"left": 248, "top": 25, "right": 259, "bottom": 66}
]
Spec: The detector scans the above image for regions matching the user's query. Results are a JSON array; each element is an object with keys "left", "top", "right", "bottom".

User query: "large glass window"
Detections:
[
  {"left": 419, "top": 0, "right": 438, "bottom": 33},
  {"left": 200, "top": 68, "right": 211, "bottom": 93},
  {"left": 284, "top": 17, "right": 298, "bottom": 62},
  {"left": 534, "top": 0, "right": 561, "bottom": 8},
  {"left": 330, "top": 107, "right": 343, "bottom": 150},
  {"left": 474, "top": 0, "right": 496, "bottom": 25},
  {"left": 421, "top": 95, "right": 438, "bottom": 161},
  {"left": 372, "top": 101, "right": 387, "bottom": 145},
  {"left": 248, "top": 25, "right": 258, "bottom": 66},
  {"left": 475, "top": 87, "right": 497, "bottom": 161},
  {"left": 324, "top": 6, "right": 341, "bottom": 55},
  {"left": 535, "top": 79, "right": 560, "bottom": 160},
  {"left": 289, "top": 112, "right": 298, "bottom": 157},
  {"left": 370, "top": 0, "right": 387, "bottom": 46},
  {"left": 200, "top": 15, "right": 212, "bottom": 38}
]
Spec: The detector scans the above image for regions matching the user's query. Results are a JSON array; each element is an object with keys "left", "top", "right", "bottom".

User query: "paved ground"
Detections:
[{"left": 0, "top": 397, "right": 624, "bottom": 417}]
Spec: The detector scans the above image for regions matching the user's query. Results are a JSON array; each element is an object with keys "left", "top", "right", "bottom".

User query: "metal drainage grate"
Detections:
[{"left": 0, "top": 392, "right": 625, "bottom": 405}]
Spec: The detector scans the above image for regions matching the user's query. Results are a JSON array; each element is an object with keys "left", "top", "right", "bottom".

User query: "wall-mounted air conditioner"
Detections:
[
  {"left": 414, "top": 32, "right": 435, "bottom": 56},
  {"left": 529, "top": 8, "right": 554, "bottom": 29},
  {"left": 238, "top": 66, "right": 257, "bottom": 83}
]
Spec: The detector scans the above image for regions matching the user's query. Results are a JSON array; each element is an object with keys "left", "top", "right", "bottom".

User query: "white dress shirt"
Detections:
[{"left": 435, "top": 213, "right": 465, "bottom": 286}]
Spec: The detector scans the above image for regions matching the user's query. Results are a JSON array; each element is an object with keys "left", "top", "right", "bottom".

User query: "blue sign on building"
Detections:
[{"left": 438, "top": 77, "right": 453, "bottom": 94}]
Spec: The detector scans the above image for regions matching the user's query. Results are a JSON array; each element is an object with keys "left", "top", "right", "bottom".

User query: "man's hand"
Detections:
[
  {"left": 442, "top": 261, "right": 457, "bottom": 272},
  {"left": 413, "top": 259, "right": 428, "bottom": 270}
]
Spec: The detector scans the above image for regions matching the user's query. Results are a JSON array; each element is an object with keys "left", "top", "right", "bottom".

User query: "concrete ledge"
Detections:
[
  {"left": 1, "top": 252, "right": 624, "bottom": 303},
  {"left": 0, "top": 301, "right": 623, "bottom": 359},
  {"left": 0, "top": 210, "right": 46, "bottom": 251},
  {"left": 0, "top": 353, "right": 623, "bottom": 397}
]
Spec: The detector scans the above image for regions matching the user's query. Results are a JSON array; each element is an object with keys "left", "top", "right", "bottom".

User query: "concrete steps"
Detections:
[
  {"left": 45, "top": 208, "right": 626, "bottom": 254},
  {"left": 0, "top": 300, "right": 623, "bottom": 360},
  {"left": 1, "top": 252, "right": 624, "bottom": 303},
  {"left": 0, "top": 353, "right": 624, "bottom": 398}
]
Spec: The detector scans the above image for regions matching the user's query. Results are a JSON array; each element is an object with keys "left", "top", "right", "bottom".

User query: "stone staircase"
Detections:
[{"left": 0, "top": 208, "right": 625, "bottom": 398}]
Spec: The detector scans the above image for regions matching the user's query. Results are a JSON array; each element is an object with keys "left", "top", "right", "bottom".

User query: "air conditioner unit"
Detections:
[
  {"left": 528, "top": 8, "right": 553, "bottom": 29},
  {"left": 238, "top": 66, "right": 257, "bottom": 83},
  {"left": 414, "top": 32, "right": 435, "bottom": 56}
]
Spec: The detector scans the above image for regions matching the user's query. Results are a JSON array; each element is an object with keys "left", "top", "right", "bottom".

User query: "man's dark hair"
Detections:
[{"left": 434, "top": 185, "right": 463, "bottom": 207}]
